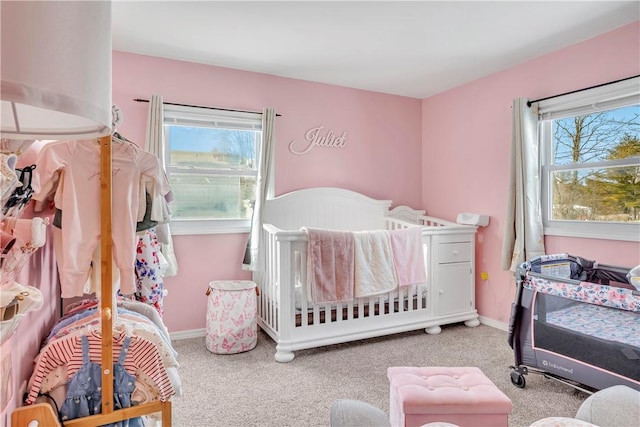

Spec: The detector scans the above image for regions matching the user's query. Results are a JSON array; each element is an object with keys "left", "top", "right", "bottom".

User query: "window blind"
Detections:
[{"left": 537, "top": 76, "right": 639, "bottom": 120}]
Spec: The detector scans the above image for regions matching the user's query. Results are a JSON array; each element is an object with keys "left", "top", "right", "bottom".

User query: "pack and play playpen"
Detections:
[{"left": 508, "top": 253, "right": 640, "bottom": 392}]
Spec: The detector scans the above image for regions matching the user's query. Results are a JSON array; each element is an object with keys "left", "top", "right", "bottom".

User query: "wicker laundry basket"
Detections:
[{"left": 205, "top": 280, "right": 257, "bottom": 354}]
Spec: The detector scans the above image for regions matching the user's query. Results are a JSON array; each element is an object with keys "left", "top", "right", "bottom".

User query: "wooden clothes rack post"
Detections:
[{"left": 12, "top": 136, "right": 172, "bottom": 426}]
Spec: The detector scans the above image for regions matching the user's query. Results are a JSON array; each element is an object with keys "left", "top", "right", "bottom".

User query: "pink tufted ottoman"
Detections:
[{"left": 387, "top": 367, "right": 512, "bottom": 427}]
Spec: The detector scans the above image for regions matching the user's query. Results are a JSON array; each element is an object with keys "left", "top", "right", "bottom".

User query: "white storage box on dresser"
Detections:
[{"left": 252, "top": 187, "right": 480, "bottom": 362}]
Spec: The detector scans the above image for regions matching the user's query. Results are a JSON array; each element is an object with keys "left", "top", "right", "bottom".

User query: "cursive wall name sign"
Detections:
[{"left": 289, "top": 125, "right": 347, "bottom": 155}]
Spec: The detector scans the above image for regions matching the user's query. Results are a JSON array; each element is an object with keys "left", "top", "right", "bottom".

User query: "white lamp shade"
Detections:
[{"left": 1, "top": 1, "right": 112, "bottom": 140}]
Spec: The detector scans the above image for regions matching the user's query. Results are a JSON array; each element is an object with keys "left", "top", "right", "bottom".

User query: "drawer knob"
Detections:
[
  {"left": 439, "top": 289, "right": 444, "bottom": 295},
  {"left": 453, "top": 250, "right": 459, "bottom": 255}
]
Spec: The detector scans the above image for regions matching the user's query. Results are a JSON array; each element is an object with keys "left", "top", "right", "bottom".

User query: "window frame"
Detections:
[
  {"left": 162, "top": 104, "right": 264, "bottom": 236},
  {"left": 538, "top": 77, "right": 640, "bottom": 242}
]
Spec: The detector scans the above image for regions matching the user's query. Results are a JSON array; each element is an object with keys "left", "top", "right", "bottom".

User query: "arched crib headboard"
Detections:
[{"left": 262, "top": 187, "right": 392, "bottom": 231}]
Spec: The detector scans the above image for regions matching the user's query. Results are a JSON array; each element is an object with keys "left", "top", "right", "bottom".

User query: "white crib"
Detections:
[{"left": 252, "top": 187, "right": 480, "bottom": 362}]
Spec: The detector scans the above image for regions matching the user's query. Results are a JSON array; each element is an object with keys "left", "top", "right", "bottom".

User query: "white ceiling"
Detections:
[{"left": 111, "top": 1, "right": 640, "bottom": 99}]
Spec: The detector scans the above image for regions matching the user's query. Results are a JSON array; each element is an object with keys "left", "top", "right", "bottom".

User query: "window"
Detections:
[
  {"left": 539, "top": 77, "right": 640, "bottom": 241},
  {"left": 163, "top": 104, "right": 263, "bottom": 235}
]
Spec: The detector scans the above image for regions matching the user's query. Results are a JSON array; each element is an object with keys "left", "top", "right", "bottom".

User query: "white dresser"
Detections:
[{"left": 425, "top": 228, "right": 479, "bottom": 334}]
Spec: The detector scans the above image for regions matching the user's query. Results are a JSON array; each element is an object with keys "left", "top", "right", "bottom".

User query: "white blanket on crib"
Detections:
[{"left": 353, "top": 230, "right": 398, "bottom": 298}]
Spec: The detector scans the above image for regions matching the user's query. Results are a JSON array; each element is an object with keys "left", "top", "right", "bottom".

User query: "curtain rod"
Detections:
[
  {"left": 133, "top": 98, "right": 281, "bottom": 116},
  {"left": 527, "top": 74, "right": 640, "bottom": 107}
]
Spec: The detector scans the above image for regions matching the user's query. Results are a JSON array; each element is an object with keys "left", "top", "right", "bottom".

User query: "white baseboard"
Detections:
[
  {"left": 479, "top": 316, "right": 508, "bottom": 331},
  {"left": 170, "top": 317, "right": 508, "bottom": 341},
  {"left": 170, "top": 328, "right": 206, "bottom": 341}
]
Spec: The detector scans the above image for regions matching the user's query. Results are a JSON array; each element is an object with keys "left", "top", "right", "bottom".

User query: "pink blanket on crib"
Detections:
[
  {"left": 303, "top": 227, "right": 355, "bottom": 304},
  {"left": 389, "top": 227, "right": 427, "bottom": 287}
]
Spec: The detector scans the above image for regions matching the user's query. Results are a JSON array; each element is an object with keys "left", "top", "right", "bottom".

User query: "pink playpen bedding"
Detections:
[{"left": 544, "top": 302, "right": 640, "bottom": 348}]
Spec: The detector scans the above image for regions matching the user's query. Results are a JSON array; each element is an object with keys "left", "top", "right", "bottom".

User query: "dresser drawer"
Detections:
[{"left": 438, "top": 242, "right": 472, "bottom": 264}]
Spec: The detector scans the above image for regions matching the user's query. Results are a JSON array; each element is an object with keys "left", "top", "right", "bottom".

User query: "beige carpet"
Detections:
[{"left": 170, "top": 324, "right": 588, "bottom": 426}]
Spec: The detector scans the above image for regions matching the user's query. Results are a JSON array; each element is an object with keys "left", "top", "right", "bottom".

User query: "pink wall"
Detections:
[
  {"left": 112, "top": 51, "right": 423, "bottom": 332},
  {"left": 421, "top": 22, "right": 640, "bottom": 325}
]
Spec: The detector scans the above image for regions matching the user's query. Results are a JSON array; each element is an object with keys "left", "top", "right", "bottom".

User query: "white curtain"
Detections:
[
  {"left": 501, "top": 98, "right": 545, "bottom": 272},
  {"left": 145, "top": 94, "right": 179, "bottom": 277},
  {"left": 243, "top": 107, "right": 276, "bottom": 271},
  {"left": 146, "top": 94, "right": 165, "bottom": 166}
]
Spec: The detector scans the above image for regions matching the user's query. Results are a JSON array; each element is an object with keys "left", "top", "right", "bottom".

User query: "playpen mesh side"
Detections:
[{"left": 531, "top": 288, "right": 640, "bottom": 381}]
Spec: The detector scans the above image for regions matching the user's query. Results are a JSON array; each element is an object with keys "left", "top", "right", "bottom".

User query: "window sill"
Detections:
[{"left": 170, "top": 219, "right": 250, "bottom": 235}]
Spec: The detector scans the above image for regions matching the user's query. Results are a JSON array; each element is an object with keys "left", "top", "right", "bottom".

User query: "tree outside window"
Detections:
[{"left": 550, "top": 104, "right": 640, "bottom": 223}]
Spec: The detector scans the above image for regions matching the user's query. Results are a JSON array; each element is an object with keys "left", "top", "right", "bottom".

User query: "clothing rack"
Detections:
[
  {"left": 11, "top": 135, "right": 172, "bottom": 426},
  {"left": 133, "top": 97, "right": 282, "bottom": 116}
]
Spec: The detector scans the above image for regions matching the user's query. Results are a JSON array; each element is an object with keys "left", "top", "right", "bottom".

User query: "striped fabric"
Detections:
[{"left": 26, "top": 328, "right": 174, "bottom": 404}]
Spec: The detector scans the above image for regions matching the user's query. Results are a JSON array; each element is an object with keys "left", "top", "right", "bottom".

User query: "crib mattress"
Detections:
[{"left": 545, "top": 303, "right": 640, "bottom": 348}]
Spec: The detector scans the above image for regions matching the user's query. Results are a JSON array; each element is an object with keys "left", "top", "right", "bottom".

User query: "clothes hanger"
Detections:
[
  {"left": 111, "top": 131, "right": 130, "bottom": 144},
  {"left": 110, "top": 104, "right": 138, "bottom": 152}
]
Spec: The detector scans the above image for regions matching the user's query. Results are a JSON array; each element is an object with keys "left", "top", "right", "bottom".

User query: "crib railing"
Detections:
[
  {"left": 254, "top": 220, "right": 437, "bottom": 361},
  {"left": 386, "top": 214, "right": 464, "bottom": 230}
]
